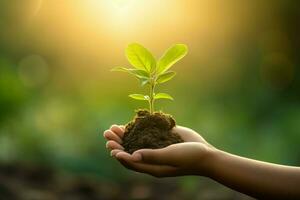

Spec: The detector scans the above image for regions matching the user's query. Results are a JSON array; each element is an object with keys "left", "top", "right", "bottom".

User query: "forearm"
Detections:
[{"left": 205, "top": 149, "right": 300, "bottom": 199}]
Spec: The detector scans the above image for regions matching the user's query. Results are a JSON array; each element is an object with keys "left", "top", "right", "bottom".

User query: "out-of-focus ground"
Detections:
[{"left": 0, "top": 162, "right": 254, "bottom": 200}]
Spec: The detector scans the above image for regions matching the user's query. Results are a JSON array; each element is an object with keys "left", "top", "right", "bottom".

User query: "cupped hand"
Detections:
[{"left": 103, "top": 125, "right": 216, "bottom": 177}]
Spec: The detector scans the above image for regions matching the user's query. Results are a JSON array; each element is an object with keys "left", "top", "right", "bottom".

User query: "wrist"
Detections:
[{"left": 197, "top": 145, "right": 221, "bottom": 177}]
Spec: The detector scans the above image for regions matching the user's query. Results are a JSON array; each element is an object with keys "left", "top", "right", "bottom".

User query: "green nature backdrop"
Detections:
[{"left": 0, "top": 0, "right": 299, "bottom": 199}]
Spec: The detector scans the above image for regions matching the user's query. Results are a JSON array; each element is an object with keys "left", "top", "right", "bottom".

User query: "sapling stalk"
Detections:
[{"left": 112, "top": 43, "right": 188, "bottom": 114}]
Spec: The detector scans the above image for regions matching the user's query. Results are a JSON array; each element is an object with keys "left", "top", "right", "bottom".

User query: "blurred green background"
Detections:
[{"left": 0, "top": 0, "right": 299, "bottom": 199}]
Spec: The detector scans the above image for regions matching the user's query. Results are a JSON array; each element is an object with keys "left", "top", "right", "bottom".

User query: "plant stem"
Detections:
[{"left": 149, "top": 80, "right": 155, "bottom": 114}]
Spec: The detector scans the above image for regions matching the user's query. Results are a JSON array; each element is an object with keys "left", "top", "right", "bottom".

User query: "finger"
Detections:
[
  {"left": 117, "top": 156, "right": 135, "bottom": 170},
  {"left": 115, "top": 151, "right": 135, "bottom": 170},
  {"left": 119, "top": 125, "right": 125, "bottom": 131},
  {"left": 103, "top": 130, "right": 122, "bottom": 144},
  {"left": 115, "top": 151, "right": 134, "bottom": 161},
  {"left": 106, "top": 140, "right": 124, "bottom": 150},
  {"left": 111, "top": 149, "right": 123, "bottom": 157},
  {"left": 133, "top": 163, "right": 178, "bottom": 178},
  {"left": 110, "top": 125, "right": 125, "bottom": 138},
  {"left": 115, "top": 151, "right": 143, "bottom": 162},
  {"left": 116, "top": 152, "right": 178, "bottom": 177},
  {"left": 133, "top": 147, "right": 176, "bottom": 166}
]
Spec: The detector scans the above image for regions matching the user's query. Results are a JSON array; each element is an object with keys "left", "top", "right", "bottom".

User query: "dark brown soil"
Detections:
[{"left": 122, "top": 110, "right": 184, "bottom": 154}]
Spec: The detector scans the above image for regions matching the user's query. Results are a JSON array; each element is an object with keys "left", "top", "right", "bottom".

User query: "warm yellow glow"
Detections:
[
  {"left": 16, "top": 0, "right": 276, "bottom": 85},
  {"left": 85, "top": 0, "right": 134, "bottom": 20},
  {"left": 32, "top": 0, "right": 43, "bottom": 17},
  {"left": 79, "top": 0, "right": 184, "bottom": 38}
]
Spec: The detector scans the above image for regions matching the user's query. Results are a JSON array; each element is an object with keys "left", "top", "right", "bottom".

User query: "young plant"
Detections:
[{"left": 112, "top": 43, "right": 188, "bottom": 114}]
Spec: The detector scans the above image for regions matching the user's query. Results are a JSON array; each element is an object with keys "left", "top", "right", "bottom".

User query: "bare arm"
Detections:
[
  {"left": 103, "top": 125, "right": 300, "bottom": 199},
  {"left": 208, "top": 149, "right": 300, "bottom": 199}
]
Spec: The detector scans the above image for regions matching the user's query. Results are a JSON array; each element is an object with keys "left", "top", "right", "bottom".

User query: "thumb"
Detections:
[{"left": 132, "top": 148, "right": 174, "bottom": 165}]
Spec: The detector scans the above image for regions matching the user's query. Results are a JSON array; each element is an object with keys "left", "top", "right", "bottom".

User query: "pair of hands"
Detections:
[
  {"left": 105, "top": 124, "right": 300, "bottom": 199},
  {"left": 103, "top": 125, "right": 216, "bottom": 177}
]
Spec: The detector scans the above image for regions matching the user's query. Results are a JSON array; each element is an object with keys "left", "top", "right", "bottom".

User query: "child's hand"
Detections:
[{"left": 103, "top": 125, "right": 216, "bottom": 177}]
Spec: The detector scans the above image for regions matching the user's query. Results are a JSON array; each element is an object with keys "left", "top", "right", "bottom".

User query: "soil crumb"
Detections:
[{"left": 122, "top": 110, "right": 183, "bottom": 154}]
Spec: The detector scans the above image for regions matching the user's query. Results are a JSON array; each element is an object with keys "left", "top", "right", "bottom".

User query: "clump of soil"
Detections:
[{"left": 122, "top": 110, "right": 184, "bottom": 154}]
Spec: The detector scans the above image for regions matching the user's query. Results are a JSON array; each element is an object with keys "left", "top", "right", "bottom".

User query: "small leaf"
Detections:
[
  {"left": 154, "top": 93, "right": 174, "bottom": 100},
  {"left": 156, "top": 71, "right": 176, "bottom": 84},
  {"left": 130, "top": 69, "right": 149, "bottom": 77},
  {"left": 126, "top": 43, "right": 156, "bottom": 72},
  {"left": 111, "top": 67, "right": 150, "bottom": 81},
  {"left": 111, "top": 67, "right": 131, "bottom": 72},
  {"left": 157, "top": 44, "right": 188, "bottom": 74},
  {"left": 111, "top": 67, "right": 149, "bottom": 77},
  {"left": 129, "top": 94, "right": 149, "bottom": 101},
  {"left": 140, "top": 78, "right": 150, "bottom": 86}
]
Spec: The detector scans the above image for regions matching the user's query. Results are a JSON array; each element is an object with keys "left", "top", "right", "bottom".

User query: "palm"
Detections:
[{"left": 172, "top": 126, "right": 208, "bottom": 144}]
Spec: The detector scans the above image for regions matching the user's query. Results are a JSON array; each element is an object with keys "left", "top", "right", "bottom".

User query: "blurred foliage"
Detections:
[{"left": 0, "top": 0, "right": 299, "bottom": 198}]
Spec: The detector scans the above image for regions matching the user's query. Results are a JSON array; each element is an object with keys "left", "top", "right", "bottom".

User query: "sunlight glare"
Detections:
[{"left": 111, "top": 0, "right": 132, "bottom": 7}]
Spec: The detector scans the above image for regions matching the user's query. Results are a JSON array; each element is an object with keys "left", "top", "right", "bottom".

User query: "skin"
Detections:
[{"left": 103, "top": 125, "right": 300, "bottom": 199}]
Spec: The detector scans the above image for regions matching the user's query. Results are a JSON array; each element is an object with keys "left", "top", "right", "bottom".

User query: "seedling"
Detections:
[
  {"left": 111, "top": 43, "right": 188, "bottom": 153},
  {"left": 112, "top": 43, "right": 188, "bottom": 114}
]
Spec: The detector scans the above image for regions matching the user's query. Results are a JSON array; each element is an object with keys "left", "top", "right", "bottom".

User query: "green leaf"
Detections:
[
  {"left": 154, "top": 93, "right": 174, "bottom": 100},
  {"left": 129, "top": 94, "right": 149, "bottom": 101},
  {"left": 156, "top": 71, "right": 176, "bottom": 84},
  {"left": 111, "top": 67, "right": 149, "bottom": 77},
  {"left": 126, "top": 43, "right": 156, "bottom": 72},
  {"left": 131, "top": 69, "right": 149, "bottom": 77},
  {"left": 140, "top": 78, "right": 150, "bottom": 86},
  {"left": 111, "top": 67, "right": 131, "bottom": 72},
  {"left": 111, "top": 67, "right": 150, "bottom": 82},
  {"left": 157, "top": 44, "right": 188, "bottom": 74}
]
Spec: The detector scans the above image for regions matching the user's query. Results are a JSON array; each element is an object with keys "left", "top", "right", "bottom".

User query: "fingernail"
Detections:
[
  {"left": 106, "top": 141, "right": 110, "bottom": 149},
  {"left": 132, "top": 152, "right": 142, "bottom": 161}
]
